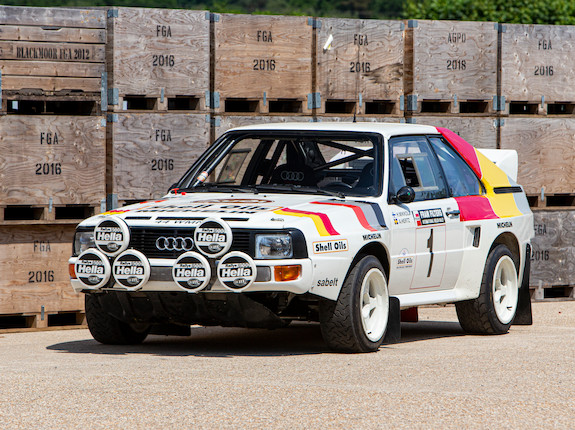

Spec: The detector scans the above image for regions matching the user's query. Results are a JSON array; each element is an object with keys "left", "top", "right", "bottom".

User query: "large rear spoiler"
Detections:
[{"left": 476, "top": 149, "right": 518, "bottom": 182}]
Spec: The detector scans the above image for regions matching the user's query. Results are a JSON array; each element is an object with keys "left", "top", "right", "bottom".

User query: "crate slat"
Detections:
[
  {"left": 0, "top": 6, "right": 106, "bottom": 28},
  {"left": 0, "top": 25, "right": 106, "bottom": 44},
  {"left": 0, "top": 224, "right": 83, "bottom": 316},
  {"left": 109, "top": 113, "right": 210, "bottom": 201},
  {"left": 0, "top": 115, "right": 106, "bottom": 205}
]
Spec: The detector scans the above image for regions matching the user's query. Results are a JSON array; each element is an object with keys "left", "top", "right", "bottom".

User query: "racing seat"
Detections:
[
  {"left": 271, "top": 163, "right": 316, "bottom": 186},
  {"left": 354, "top": 162, "right": 375, "bottom": 190},
  {"left": 270, "top": 143, "right": 317, "bottom": 186}
]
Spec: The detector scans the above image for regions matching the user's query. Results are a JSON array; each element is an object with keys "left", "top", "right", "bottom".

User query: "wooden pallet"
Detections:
[
  {"left": 405, "top": 20, "right": 498, "bottom": 104},
  {"left": 214, "top": 14, "right": 313, "bottom": 113},
  {"left": 0, "top": 310, "right": 86, "bottom": 332},
  {"left": 405, "top": 116, "right": 498, "bottom": 149},
  {"left": 106, "top": 7, "right": 209, "bottom": 112},
  {"left": 0, "top": 203, "right": 102, "bottom": 224},
  {"left": 499, "top": 118, "right": 575, "bottom": 195},
  {"left": 0, "top": 115, "right": 106, "bottom": 205},
  {"left": 107, "top": 112, "right": 210, "bottom": 202},
  {"left": 316, "top": 18, "right": 404, "bottom": 116},
  {"left": 0, "top": 224, "right": 84, "bottom": 317},
  {"left": 501, "top": 24, "right": 575, "bottom": 111},
  {"left": 215, "top": 97, "right": 314, "bottom": 115},
  {"left": 501, "top": 100, "right": 575, "bottom": 116},
  {"left": 109, "top": 94, "right": 206, "bottom": 113},
  {"left": 0, "top": 6, "right": 106, "bottom": 113},
  {"left": 404, "top": 97, "right": 497, "bottom": 115}
]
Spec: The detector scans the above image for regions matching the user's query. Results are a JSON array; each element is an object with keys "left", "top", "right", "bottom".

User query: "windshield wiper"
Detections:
[
  {"left": 254, "top": 184, "right": 345, "bottom": 199},
  {"left": 173, "top": 184, "right": 258, "bottom": 194}
]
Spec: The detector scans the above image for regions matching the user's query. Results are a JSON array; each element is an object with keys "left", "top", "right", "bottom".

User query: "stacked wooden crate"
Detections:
[
  {"left": 0, "top": 6, "right": 109, "bottom": 328},
  {"left": 404, "top": 20, "right": 499, "bottom": 149},
  {"left": 315, "top": 18, "right": 404, "bottom": 121},
  {"left": 105, "top": 8, "right": 210, "bottom": 204},
  {"left": 210, "top": 14, "right": 315, "bottom": 139}
]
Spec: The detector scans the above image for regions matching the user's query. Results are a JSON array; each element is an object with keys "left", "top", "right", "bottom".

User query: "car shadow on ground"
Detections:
[{"left": 47, "top": 320, "right": 465, "bottom": 357}]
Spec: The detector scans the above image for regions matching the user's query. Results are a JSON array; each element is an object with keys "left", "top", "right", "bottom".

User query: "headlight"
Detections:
[
  {"left": 74, "top": 230, "right": 95, "bottom": 255},
  {"left": 255, "top": 234, "right": 292, "bottom": 259}
]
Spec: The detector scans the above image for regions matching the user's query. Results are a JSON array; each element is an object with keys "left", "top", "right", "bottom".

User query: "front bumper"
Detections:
[{"left": 70, "top": 255, "right": 313, "bottom": 295}]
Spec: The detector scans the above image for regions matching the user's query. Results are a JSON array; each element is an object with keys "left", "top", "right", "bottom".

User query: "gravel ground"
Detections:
[{"left": 1, "top": 301, "right": 574, "bottom": 429}]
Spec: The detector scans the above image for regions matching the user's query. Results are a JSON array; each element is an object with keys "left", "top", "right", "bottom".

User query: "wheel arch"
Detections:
[
  {"left": 348, "top": 242, "right": 390, "bottom": 281},
  {"left": 490, "top": 232, "right": 520, "bottom": 272}
]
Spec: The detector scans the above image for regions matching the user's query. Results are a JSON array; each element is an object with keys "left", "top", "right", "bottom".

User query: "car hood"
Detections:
[{"left": 80, "top": 192, "right": 387, "bottom": 236}]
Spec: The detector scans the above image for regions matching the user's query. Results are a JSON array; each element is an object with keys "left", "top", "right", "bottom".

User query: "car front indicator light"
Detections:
[{"left": 274, "top": 265, "right": 301, "bottom": 282}]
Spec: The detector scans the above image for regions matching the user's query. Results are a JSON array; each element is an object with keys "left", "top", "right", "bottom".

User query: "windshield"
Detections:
[{"left": 176, "top": 131, "right": 382, "bottom": 197}]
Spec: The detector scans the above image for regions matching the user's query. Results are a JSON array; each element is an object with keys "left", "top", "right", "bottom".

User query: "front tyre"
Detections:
[
  {"left": 85, "top": 294, "right": 149, "bottom": 345},
  {"left": 456, "top": 244, "right": 519, "bottom": 334},
  {"left": 320, "top": 255, "right": 389, "bottom": 352}
]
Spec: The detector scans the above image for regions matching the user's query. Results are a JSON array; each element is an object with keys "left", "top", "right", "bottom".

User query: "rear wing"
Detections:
[{"left": 477, "top": 149, "right": 518, "bottom": 182}]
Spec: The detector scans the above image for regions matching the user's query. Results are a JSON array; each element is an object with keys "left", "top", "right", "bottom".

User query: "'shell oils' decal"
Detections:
[{"left": 313, "top": 239, "right": 348, "bottom": 254}]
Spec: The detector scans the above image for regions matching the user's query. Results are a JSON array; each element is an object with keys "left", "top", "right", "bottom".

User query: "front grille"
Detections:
[{"left": 129, "top": 227, "right": 251, "bottom": 259}]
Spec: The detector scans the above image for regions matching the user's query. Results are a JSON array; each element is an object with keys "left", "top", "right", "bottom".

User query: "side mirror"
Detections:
[{"left": 396, "top": 186, "right": 415, "bottom": 204}]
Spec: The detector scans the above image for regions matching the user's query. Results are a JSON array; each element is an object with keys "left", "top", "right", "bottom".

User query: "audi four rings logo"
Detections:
[
  {"left": 280, "top": 171, "right": 304, "bottom": 182},
  {"left": 156, "top": 237, "right": 194, "bottom": 251}
]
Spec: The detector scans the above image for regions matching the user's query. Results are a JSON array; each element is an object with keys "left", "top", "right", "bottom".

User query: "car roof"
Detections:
[{"left": 227, "top": 122, "right": 440, "bottom": 139}]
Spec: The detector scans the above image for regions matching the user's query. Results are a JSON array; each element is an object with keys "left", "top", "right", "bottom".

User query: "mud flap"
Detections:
[
  {"left": 383, "top": 296, "right": 401, "bottom": 344},
  {"left": 513, "top": 243, "right": 533, "bottom": 326}
]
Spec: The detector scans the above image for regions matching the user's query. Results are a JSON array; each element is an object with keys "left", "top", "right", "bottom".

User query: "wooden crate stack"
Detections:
[
  {"left": 0, "top": 5, "right": 110, "bottom": 328},
  {"left": 105, "top": 7, "right": 211, "bottom": 205},
  {"left": 5, "top": 5, "right": 575, "bottom": 327}
]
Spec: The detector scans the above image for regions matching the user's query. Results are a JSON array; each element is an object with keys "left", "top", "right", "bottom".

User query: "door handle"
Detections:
[{"left": 446, "top": 209, "right": 460, "bottom": 218}]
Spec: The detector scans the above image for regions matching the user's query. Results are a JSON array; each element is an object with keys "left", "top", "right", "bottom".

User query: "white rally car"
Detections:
[{"left": 70, "top": 123, "right": 534, "bottom": 352}]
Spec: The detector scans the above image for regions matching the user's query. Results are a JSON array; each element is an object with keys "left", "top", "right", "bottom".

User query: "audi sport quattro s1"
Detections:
[{"left": 69, "top": 123, "right": 534, "bottom": 352}]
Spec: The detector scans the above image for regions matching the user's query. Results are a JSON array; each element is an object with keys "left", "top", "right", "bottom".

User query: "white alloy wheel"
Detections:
[
  {"left": 492, "top": 255, "right": 518, "bottom": 324},
  {"left": 359, "top": 268, "right": 389, "bottom": 342}
]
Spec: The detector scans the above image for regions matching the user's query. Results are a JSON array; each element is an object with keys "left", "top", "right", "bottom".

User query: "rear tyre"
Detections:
[
  {"left": 85, "top": 294, "right": 149, "bottom": 345},
  {"left": 320, "top": 255, "right": 389, "bottom": 352},
  {"left": 456, "top": 244, "right": 519, "bottom": 334}
]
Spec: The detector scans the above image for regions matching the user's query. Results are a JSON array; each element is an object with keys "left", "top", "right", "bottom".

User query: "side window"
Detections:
[
  {"left": 428, "top": 136, "right": 483, "bottom": 197},
  {"left": 389, "top": 136, "right": 448, "bottom": 202}
]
